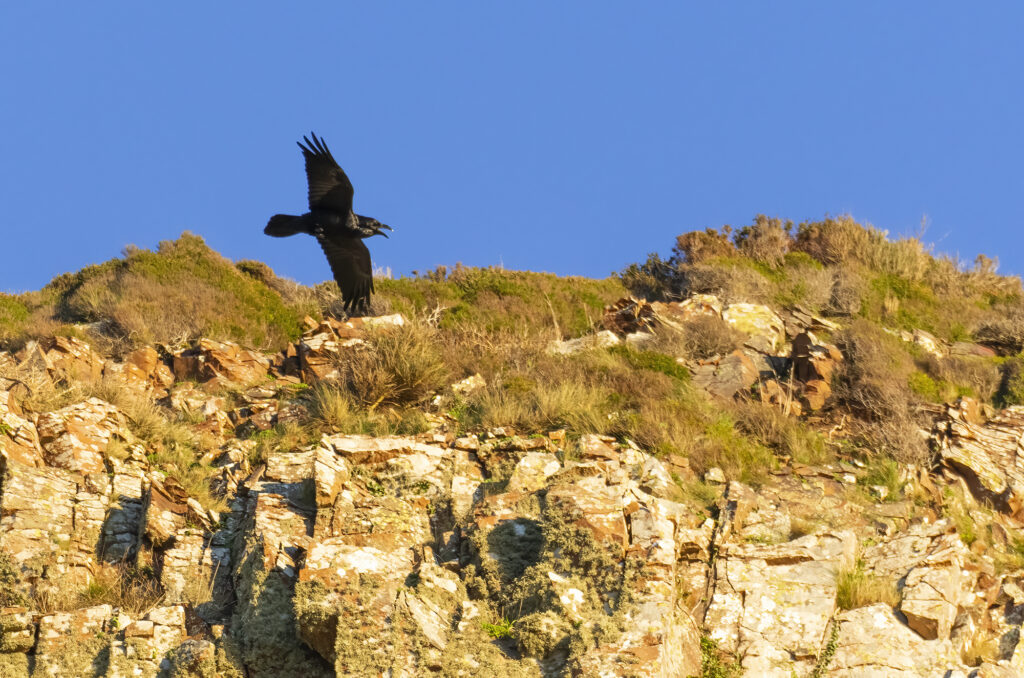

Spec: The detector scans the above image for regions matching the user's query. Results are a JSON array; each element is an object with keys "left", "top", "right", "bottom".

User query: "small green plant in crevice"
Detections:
[
  {"left": 481, "top": 617, "right": 516, "bottom": 639},
  {"left": 858, "top": 456, "right": 903, "bottom": 502},
  {"left": 810, "top": 619, "right": 840, "bottom": 677},
  {"left": 947, "top": 501, "right": 978, "bottom": 547},
  {"left": 364, "top": 478, "right": 386, "bottom": 497},
  {"left": 696, "top": 635, "right": 741, "bottom": 678}
]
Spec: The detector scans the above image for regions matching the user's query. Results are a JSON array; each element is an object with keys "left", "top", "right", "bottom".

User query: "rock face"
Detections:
[
  {"left": 6, "top": 322, "right": 1024, "bottom": 677},
  {"left": 690, "top": 350, "right": 760, "bottom": 398},
  {"left": 790, "top": 331, "right": 843, "bottom": 411},
  {"left": 36, "top": 397, "right": 129, "bottom": 475},
  {"left": 722, "top": 302, "right": 787, "bottom": 353},
  {"left": 935, "top": 399, "right": 1024, "bottom": 513},
  {"left": 173, "top": 338, "right": 271, "bottom": 386}
]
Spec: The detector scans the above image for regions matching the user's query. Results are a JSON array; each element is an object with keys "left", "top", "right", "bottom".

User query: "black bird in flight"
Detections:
[{"left": 265, "top": 132, "right": 392, "bottom": 315}]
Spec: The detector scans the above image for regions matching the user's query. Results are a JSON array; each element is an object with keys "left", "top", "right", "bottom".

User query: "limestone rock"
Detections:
[
  {"left": 704, "top": 529, "right": 856, "bottom": 675},
  {"left": 35, "top": 604, "right": 113, "bottom": 654},
  {"left": 913, "top": 329, "right": 943, "bottom": 357},
  {"left": 506, "top": 451, "right": 561, "bottom": 493},
  {"left": 0, "top": 607, "right": 36, "bottom": 653},
  {"left": 722, "top": 303, "right": 786, "bottom": 354},
  {"left": 791, "top": 331, "right": 843, "bottom": 411},
  {"left": 100, "top": 467, "right": 147, "bottom": 562},
  {"left": 295, "top": 494, "right": 432, "bottom": 671},
  {"left": 0, "top": 390, "right": 44, "bottom": 467},
  {"left": 691, "top": 350, "right": 759, "bottom": 398},
  {"left": 36, "top": 336, "right": 105, "bottom": 383},
  {"left": 102, "top": 345, "right": 175, "bottom": 396},
  {"left": 656, "top": 293, "right": 724, "bottom": 322},
  {"left": 36, "top": 397, "right": 129, "bottom": 475},
  {"left": 0, "top": 462, "right": 108, "bottom": 577},
  {"left": 829, "top": 604, "right": 971, "bottom": 676},
  {"left": 546, "top": 482, "right": 628, "bottom": 549},
  {"left": 899, "top": 532, "right": 969, "bottom": 640},
  {"left": 141, "top": 478, "right": 192, "bottom": 547},
  {"left": 547, "top": 330, "right": 620, "bottom": 355},
  {"left": 934, "top": 401, "right": 1024, "bottom": 513},
  {"left": 950, "top": 341, "right": 997, "bottom": 358},
  {"left": 779, "top": 305, "right": 840, "bottom": 339},
  {"left": 173, "top": 338, "right": 270, "bottom": 387},
  {"left": 451, "top": 372, "right": 485, "bottom": 396}
]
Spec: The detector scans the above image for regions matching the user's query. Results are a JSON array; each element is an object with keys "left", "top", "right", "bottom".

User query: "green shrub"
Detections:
[
  {"left": 698, "top": 635, "right": 741, "bottom": 678},
  {"left": 998, "top": 356, "right": 1024, "bottom": 407},
  {"left": 0, "top": 552, "right": 28, "bottom": 608}
]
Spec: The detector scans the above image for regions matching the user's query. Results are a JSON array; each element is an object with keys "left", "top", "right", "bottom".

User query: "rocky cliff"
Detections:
[{"left": 2, "top": 226, "right": 1024, "bottom": 676}]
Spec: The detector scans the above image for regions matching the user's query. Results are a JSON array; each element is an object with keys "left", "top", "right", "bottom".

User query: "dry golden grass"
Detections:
[
  {"left": 675, "top": 228, "right": 736, "bottom": 264},
  {"left": 835, "top": 560, "right": 900, "bottom": 611},
  {"left": 337, "top": 322, "right": 450, "bottom": 410},
  {"left": 33, "top": 562, "right": 163, "bottom": 615},
  {"left": 659, "top": 315, "right": 745, "bottom": 360},
  {"left": 0, "top": 357, "right": 83, "bottom": 413},
  {"left": 730, "top": 399, "right": 830, "bottom": 466},
  {"left": 832, "top": 320, "right": 930, "bottom": 464}
]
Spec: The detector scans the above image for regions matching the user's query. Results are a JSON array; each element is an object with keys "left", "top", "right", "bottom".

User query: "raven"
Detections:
[{"left": 265, "top": 133, "right": 392, "bottom": 315}]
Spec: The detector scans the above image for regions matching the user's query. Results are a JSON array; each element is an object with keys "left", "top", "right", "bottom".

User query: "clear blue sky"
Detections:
[{"left": 2, "top": 3, "right": 1022, "bottom": 292}]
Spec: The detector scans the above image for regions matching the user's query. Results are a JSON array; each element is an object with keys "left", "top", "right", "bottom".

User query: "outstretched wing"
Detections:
[
  {"left": 317, "top": 232, "right": 374, "bottom": 313},
  {"left": 298, "top": 132, "right": 354, "bottom": 214}
]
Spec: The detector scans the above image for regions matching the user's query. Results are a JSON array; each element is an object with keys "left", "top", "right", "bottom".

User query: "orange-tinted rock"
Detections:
[
  {"left": 791, "top": 332, "right": 842, "bottom": 411},
  {"left": 603, "top": 297, "right": 659, "bottom": 336},
  {"left": 546, "top": 483, "right": 627, "bottom": 549},
  {"left": 173, "top": 339, "right": 270, "bottom": 387},
  {"left": 39, "top": 336, "right": 105, "bottom": 383},
  {"left": 36, "top": 397, "right": 129, "bottom": 475},
  {"left": 691, "top": 350, "right": 759, "bottom": 399},
  {"left": 0, "top": 391, "right": 44, "bottom": 467}
]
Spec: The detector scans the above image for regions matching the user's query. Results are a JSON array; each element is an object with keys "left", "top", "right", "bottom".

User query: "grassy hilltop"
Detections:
[{"left": 3, "top": 220, "right": 1024, "bottom": 488}]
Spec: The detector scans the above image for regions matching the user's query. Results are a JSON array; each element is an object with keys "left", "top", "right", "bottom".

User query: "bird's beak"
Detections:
[{"left": 374, "top": 224, "right": 393, "bottom": 238}]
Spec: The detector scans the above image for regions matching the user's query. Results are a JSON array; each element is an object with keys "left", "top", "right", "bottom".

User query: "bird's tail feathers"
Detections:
[{"left": 264, "top": 214, "right": 304, "bottom": 237}]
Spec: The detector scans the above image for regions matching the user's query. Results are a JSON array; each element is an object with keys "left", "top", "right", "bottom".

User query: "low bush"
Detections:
[
  {"left": 976, "top": 305, "right": 1024, "bottom": 355},
  {"left": 833, "top": 321, "right": 931, "bottom": 463},
  {"left": 51, "top": 233, "right": 308, "bottom": 352},
  {"left": 733, "top": 215, "right": 792, "bottom": 267},
  {"left": 673, "top": 315, "right": 746, "bottom": 360},
  {"left": 675, "top": 228, "right": 735, "bottom": 264}
]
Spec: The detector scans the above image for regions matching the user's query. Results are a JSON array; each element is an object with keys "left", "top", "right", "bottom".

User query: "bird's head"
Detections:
[{"left": 357, "top": 215, "right": 393, "bottom": 239}]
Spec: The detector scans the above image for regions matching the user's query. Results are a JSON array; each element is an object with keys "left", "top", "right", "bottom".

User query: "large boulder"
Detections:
[
  {"left": 722, "top": 303, "right": 786, "bottom": 354},
  {"left": 934, "top": 400, "right": 1024, "bottom": 514},
  {"left": 173, "top": 338, "right": 271, "bottom": 387},
  {"left": 828, "top": 604, "right": 971, "bottom": 677},
  {"left": 0, "top": 390, "right": 44, "bottom": 467},
  {"left": 791, "top": 331, "right": 843, "bottom": 411},
  {"left": 36, "top": 397, "right": 130, "bottom": 475}
]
